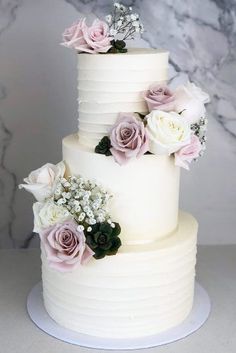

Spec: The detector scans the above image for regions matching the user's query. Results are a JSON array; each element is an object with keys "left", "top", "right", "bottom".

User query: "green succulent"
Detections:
[
  {"left": 95, "top": 136, "right": 112, "bottom": 156},
  {"left": 85, "top": 222, "right": 122, "bottom": 259},
  {"left": 108, "top": 40, "right": 128, "bottom": 53}
]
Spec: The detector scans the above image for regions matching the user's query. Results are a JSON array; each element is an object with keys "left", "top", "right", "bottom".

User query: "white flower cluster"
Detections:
[
  {"left": 54, "top": 176, "right": 112, "bottom": 231},
  {"left": 106, "top": 2, "right": 144, "bottom": 39},
  {"left": 191, "top": 117, "right": 208, "bottom": 155}
]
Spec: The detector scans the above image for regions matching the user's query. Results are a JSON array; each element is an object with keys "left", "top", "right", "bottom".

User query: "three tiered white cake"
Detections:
[
  {"left": 43, "top": 49, "right": 198, "bottom": 338},
  {"left": 20, "top": 3, "right": 209, "bottom": 340}
]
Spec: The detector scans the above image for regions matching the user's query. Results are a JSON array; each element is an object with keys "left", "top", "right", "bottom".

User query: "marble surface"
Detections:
[
  {"left": 0, "top": 246, "right": 236, "bottom": 352},
  {"left": 0, "top": 0, "right": 235, "bottom": 248}
]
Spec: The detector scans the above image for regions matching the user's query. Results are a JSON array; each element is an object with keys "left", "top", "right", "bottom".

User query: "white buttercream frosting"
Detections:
[
  {"left": 42, "top": 211, "right": 197, "bottom": 338},
  {"left": 77, "top": 49, "right": 169, "bottom": 147},
  {"left": 40, "top": 48, "right": 199, "bottom": 339},
  {"left": 62, "top": 134, "right": 180, "bottom": 245}
]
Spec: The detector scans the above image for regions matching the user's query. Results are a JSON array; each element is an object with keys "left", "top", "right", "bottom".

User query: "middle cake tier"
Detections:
[{"left": 63, "top": 134, "right": 180, "bottom": 245}]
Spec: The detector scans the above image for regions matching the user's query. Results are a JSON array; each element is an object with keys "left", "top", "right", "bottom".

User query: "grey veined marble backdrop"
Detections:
[{"left": 0, "top": 0, "right": 235, "bottom": 248}]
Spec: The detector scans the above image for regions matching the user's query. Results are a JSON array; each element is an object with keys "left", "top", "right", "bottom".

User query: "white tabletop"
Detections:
[{"left": 0, "top": 246, "right": 235, "bottom": 353}]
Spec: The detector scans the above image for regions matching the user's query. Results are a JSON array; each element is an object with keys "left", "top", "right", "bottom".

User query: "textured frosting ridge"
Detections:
[
  {"left": 77, "top": 49, "right": 169, "bottom": 147},
  {"left": 42, "top": 212, "right": 197, "bottom": 338},
  {"left": 39, "top": 47, "right": 199, "bottom": 339}
]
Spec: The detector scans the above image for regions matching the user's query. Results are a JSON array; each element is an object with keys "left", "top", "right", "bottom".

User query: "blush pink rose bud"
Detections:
[
  {"left": 61, "top": 18, "right": 112, "bottom": 54},
  {"left": 110, "top": 113, "right": 149, "bottom": 165},
  {"left": 40, "top": 220, "right": 94, "bottom": 272},
  {"left": 62, "top": 19, "right": 85, "bottom": 50},
  {"left": 175, "top": 134, "right": 202, "bottom": 170},
  {"left": 144, "top": 84, "right": 175, "bottom": 112}
]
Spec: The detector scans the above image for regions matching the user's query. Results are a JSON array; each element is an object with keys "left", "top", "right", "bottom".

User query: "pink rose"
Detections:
[
  {"left": 175, "top": 134, "right": 202, "bottom": 170},
  {"left": 83, "top": 19, "right": 112, "bottom": 53},
  {"left": 144, "top": 84, "right": 175, "bottom": 112},
  {"left": 110, "top": 113, "right": 149, "bottom": 165},
  {"left": 62, "top": 19, "right": 89, "bottom": 52},
  {"left": 40, "top": 220, "right": 94, "bottom": 272},
  {"left": 61, "top": 18, "right": 112, "bottom": 54}
]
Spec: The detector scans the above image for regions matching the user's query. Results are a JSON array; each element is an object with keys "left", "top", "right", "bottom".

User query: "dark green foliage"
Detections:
[
  {"left": 134, "top": 112, "right": 146, "bottom": 120},
  {"left": 95, "top": 136, "right": 112, "bottom": 156},
  {"left": 108, "top": 39, "right": 128, "bottom": 53},
  {"left": 85, "top": 222, "right": 122, "bottom": 259}
]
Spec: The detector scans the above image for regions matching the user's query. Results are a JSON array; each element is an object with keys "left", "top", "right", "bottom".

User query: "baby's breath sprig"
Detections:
[
  {"left": 105, "top": 2, "right": 144, "bottom": 53},
  {"left": 54, "top": 176, "right": 113, "bottom": 232},
  {"left": 191, "top": 117, "right": 208, "bottom": 156}
]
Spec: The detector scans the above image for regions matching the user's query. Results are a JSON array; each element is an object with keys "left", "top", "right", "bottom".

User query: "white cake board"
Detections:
[{"left": 27, "top": 281, "right": 211, "bottom": 350}]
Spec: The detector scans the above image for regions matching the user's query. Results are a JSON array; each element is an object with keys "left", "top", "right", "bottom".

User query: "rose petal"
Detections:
[
  {"left": 110, "top": 148, "right": 129, "bottom": 165},
  {"left": 81, "top": 245, "right": 95, "bottom": 265},
  {"left": 175, "top": 153, "right": 190, "bottom": 170}
]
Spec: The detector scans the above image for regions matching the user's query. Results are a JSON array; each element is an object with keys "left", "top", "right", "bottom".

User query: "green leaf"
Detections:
[
  {"left": 118, "top": 48, "right": 128, "bottom": 53},
  {"left": 94, "top": 231, "right": 103, "bottom": 243},
  {"left": 107, "top": 40, "right": 128, "bottom": 54},
  {"left": 135, "top": 112, "right": 146, "bottom": 120},
  {"left": 114, "top": 40, "right": 126, "bottom": 50},
  {"left": 100, "top": 222, "right": 113, "bottom": 237},
  {"left": 99, "top": 240, "right": 113, "bottom": 251},
  {"left": 88, "top": 223, "right": 99, "bottom": 235},
  {"left": 93, "top": 248, "right": 106, "bottom": 260},
  {"left": 111, "top": 223, "right": 121, "bottom": 237},
  {"left": 105, "top": 150, "right": 112, "bottom": 156},
  {"left": 86, "top": 235, "right": 98, "bottom": 249},
  {"left": 95, "top": 136, "right": 112, "bottom": 156},
  {"left": 86, "top": 221, "right": 122, "bottom": 259},
  {"left": 108, "top": 46, "right": 118, "bottom": 54},
  {"left": 107, "top": 237, "right": 122, "bottom": 255}
]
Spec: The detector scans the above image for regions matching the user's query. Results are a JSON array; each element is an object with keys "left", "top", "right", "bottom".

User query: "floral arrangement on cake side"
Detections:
[
  {"left": 95, "top": 81, "right": 210, "bottom": 170},
  {"left": 61, "top": 2, "right": 144, "bottom": 54},
  {"left": 19, "top": 162, "right": 122, "bottom": 272}
]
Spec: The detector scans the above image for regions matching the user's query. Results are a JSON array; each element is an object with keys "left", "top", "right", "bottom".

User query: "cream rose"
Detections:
[
  {"left": 146, "top": 110, "right": 191, "bottom": 155},
  {"left": 174, "top": 82, "right": 210, "bottom": 124},
  {"left": 33, "top": 200, "right": 72, "bottom": 233},
  {"left": 19, "top": 161, "right": 65, "bottom": 201}
]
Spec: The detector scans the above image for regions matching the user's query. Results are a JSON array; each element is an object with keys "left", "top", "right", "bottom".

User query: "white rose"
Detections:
[
  {"left": 174, "top": 82, "right": 210, "bottom": 124},
  {"left": 19, "top": 161, "right": 65, "bottom": 201},
  {"left": 33, "top": 200, "right": 72, "bottom": 233},
  {"left": 146, "top": 110, "right": 191, "bottom": 155}
]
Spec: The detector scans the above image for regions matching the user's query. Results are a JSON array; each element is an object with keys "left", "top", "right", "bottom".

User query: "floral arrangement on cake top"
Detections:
[
  {"left": 19, "top": 162, "right": 122, "bottom": 272},
  {"left": 95, "top": 82, "right": 210, "bottom": 170},
  {"left": 61, "top": 2, "right": 144, "bottom": 54}
]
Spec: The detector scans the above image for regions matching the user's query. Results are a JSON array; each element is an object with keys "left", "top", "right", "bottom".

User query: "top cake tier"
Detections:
[{"left": 77, "top": 48, "right": 169, "bottom": 148}]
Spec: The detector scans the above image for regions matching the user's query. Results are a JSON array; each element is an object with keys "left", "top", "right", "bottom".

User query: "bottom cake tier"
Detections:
[{"left": 41, "top": 211, "right": 197, "bottom": 338}]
